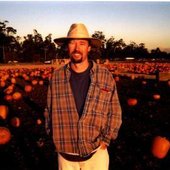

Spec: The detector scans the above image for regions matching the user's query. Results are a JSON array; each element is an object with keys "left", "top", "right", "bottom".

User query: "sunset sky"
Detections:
[{"left": 0, "top": 1, "right": 170, "bottom": 52}]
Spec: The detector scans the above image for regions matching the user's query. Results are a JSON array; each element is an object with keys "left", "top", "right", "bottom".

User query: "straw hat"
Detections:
[{"left": 54, "top": 23, "right": 102, "bottom": 48}]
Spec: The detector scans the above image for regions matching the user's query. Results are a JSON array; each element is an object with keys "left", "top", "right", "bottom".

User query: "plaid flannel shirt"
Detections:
[{"left": 45, "top": 61, "right": 122, "bottom": 157}]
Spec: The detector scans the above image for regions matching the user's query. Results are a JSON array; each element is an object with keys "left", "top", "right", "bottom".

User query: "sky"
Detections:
[{"left": 0, "top": 1, "right": 170, "bottom": 52}]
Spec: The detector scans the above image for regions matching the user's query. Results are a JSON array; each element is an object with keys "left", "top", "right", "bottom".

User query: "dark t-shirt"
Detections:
[{"left": 70, "top": 62, "right": 92, "bottom": 118}]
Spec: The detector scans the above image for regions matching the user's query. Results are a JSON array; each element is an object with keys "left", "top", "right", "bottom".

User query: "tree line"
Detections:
[{"left": 0, "top": 20, "right": 170, "bottom": 63}]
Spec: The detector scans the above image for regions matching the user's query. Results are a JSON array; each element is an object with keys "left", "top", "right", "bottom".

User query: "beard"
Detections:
[
  {"left": 70, "top": 51, "right": 83, "bottom": 64},
  {"left": 71, "top": 57, "right": 83, "bottom": 64}
]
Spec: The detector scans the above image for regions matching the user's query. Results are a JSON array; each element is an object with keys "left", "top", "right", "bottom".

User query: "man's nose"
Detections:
[{"left": 75, "top": 42, "right": 80, "bottom": 51}]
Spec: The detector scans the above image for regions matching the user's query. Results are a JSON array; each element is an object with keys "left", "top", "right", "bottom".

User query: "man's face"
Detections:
[{"left": 68, "top": 39, "right": 91, "bottom": 64}]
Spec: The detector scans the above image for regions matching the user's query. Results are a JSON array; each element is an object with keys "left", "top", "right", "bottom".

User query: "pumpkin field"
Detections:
[{"left": 0, "top": 64, "right": 170, "bottom": 170}]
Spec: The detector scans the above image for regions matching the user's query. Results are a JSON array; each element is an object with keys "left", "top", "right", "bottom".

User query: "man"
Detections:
[{"left": 45, "top": 23, "right": 122, "bottom": 170}]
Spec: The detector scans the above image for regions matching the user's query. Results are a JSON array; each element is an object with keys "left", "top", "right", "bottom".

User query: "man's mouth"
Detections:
[{"left": 72, "top": 53, "right": 82, "bottom": 57}]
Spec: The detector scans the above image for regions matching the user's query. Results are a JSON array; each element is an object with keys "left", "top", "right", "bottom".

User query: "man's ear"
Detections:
[{"left": 88, "top": 46, "right": 91, "bottom": 52}]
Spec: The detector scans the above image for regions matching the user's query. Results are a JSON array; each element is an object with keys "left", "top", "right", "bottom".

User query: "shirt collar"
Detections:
[{"left": 65, "top": 60, "right": 97, "bottom": 75}]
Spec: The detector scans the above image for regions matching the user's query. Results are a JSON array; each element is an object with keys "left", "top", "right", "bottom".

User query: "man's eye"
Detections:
[
  {"left": 69, "top": 41, "right": 74, "bottom": 44},
  {"left": 80, "top": 42, "right": 86, "bottom": 45}
]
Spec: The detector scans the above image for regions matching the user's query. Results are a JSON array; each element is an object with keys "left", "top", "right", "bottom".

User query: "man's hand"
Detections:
[{"left": 100, "top": 141, "right": 107, "bottom": 150}]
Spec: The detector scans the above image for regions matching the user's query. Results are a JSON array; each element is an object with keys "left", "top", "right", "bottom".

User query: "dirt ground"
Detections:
[{"left": 0, "top": 66, "right": 170, "bottom": 170}]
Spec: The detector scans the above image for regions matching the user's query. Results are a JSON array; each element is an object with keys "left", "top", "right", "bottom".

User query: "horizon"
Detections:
[{"left": 0, "top": 1, "right": 170, "bottom": 52}]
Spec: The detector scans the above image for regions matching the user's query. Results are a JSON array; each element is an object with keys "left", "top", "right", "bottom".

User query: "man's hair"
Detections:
[{"left": 66, "top": 39, "right": 91, "bottom": 47}]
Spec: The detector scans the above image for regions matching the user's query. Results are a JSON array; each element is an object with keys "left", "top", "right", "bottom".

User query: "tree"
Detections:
[
  {"left": 105, "top": 36, "right": 115, "bottom": 59},
  {"left": 6, "top": 26, "right": 17, "bottom": 36},
  {"left": 55, "top": 43, "right": 69, "bottom": 59},
  {"left": 110, "top": 38, "right": 126, "bottom": 59},
  {"left": 0, "top": 20, "right": 17, "bottom": 63},
  {"left": 43, "top": 34, "right": 56, "bottom": 61},
  {"left": 22, "top": 30, "right": 45, "bottom": 62},
  {"left": 21, "top": 34, "right": 34, "bottom": 62},
  {"left": 122, "top": 41, "right": 138, "bottom": 58},
  {"left": 135, "top": 43, "right": 149, "bottom": 59},
  {"left": 33, "top": 29, "right": 44, "bottom": 61},
  {"left": 91, "top": 31, "right": 106, "bottom": 60},
  {"left": 150, "top": 47, "right": 170, "bottom": 59}
]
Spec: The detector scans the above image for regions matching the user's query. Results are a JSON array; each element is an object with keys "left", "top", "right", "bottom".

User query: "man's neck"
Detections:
[{"left": 71, "top": 60, "right": 89, "bottom": 73}]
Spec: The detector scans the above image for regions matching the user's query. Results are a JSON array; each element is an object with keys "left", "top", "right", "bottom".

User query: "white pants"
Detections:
[{"left": 58, "top": 148, "right": 109, "bottom": 170}]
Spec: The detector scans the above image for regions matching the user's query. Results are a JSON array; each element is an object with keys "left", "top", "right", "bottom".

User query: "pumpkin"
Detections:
[
  {"left": 0, "top": 127, "right": 11, "bottom": 145},
  {"left": 10, "top": 117, "right": 21, "bottom": 127},
  {"left": 4, "top": 88, "right": 13, "bottom": 95},
  {"left": 0, "top": 81, "right": 6, "bottom": 88},
  {"left": 151, "top": 136, "right": 170, "bottom": 159},
  {"left": 4, "top": 85, "right": 14, "bottom": 95},
  {"left": 4, "top": 94, "right": 13, "bottom": 102},
  {"left": 142, "top": 80, "right": 147, "bottom": 85},
  {"left": 153, "top": 94, "right": 161, "bottom": 100},
  {"left": 127, "top": 98, "right": 138, "bottom": 106},
  {"left": 131, "top": 74, "right": 135, "bottom": 80},
  {"left": 7, "top": 85, "right": 14, "bottom": 91},
  {"left": 24, "top": 76, "right": 30, "bottom": 81},
  {"left": 167, "top": 80, "right": 170, "bottom": 87},
  {"left": 15, "top": 72, "right": 19, "bottom": 77},
  {"left": 11, "top": 77, "right": 16, "bottom": 84},
  {"left": 0, "top": 105, "right": 8, "bottom": 120},
  {"left": 12, "top": 92, "right": 22, "bottom": 100},
  {"left": 36, "top": 118, "right": 42, "bottom": 125},
  {"left": 32, "top": 80, "right": 38, "bottom": 85},
  {"left": 24, "top": 85, "right": 32, "bottom": 93},
  {"left": 39, "top": 80, "right": 44, "bottom": 85}
]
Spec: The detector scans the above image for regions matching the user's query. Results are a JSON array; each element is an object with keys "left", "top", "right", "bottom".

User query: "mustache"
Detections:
[{"left": 71, "top": 50, "right": 82, "bottom": 55}]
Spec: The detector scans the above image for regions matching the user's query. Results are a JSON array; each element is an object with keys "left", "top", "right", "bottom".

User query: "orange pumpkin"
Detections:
[
  {"left": 153, "top": 94, "right": 161, "bottom": 100},
  {"left": 11, "top": 77, "right": 16, "bottom": 84},
  {"left": 167, "top": 80, "right": 170, "bottom": 87},
  {"left": 142, "top": 80, "right": 147, "bottom": 85},
  {"left": 151, "top": 136, "right": 170, "bottom": 159},
  {"left": 0, "top": 105, "right": 8, "bottom": 120},
  {"left": 39, "top": 80, "right": 44, "bottom": 85},
  {"left": 4, "top": 85, "right": 14, "bottom": 95},
  {"left": 24, "top": 76, "right": 30, "bottom": 81},
  {"left": 10, "top": 117, "right": 21, "bottom": 127},
  {"left": 0, "top": 127, "right": 11, "bottom": 145},
  {"left": 4, "top": 94, "right": 13, "bottom": 102},
  {"left": 12, "top": 92, "right": 22, "bottom": 100},
  {"left": 32, "top": 80, "right": 38, "bottom": 85},
  {"left": 24, "top": 85, "right": 32, "bottom": 93},
  {"left": 0, "top": 81, "right": 6, "bottom": 88},
  {"left": 4, "top": 88, "right": 13, "bottom": 95},
  {"left": 36, "top": 118, "right": 42, "bottom": 125},
  {"left": 127, "top": 98, "right": 138, "bottom": 106},
  {"left": 131, "top": 74, "right": 135, "bottom": 80}
]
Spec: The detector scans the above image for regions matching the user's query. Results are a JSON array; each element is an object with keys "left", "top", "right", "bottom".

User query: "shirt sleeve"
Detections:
[{"left": 102, "top": 78, "right": 122, "bottom": 145}]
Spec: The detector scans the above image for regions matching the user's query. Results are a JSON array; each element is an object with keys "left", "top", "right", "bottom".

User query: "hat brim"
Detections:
[{"left": 54, "top": 37, "right": 102, "bottom": 48}]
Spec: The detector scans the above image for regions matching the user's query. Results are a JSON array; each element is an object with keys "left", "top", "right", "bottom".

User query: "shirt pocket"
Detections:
[{"left": 91, "top": 85, "right": 112, "bottom": 114}]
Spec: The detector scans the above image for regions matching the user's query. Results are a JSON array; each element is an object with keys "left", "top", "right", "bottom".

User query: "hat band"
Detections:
[{"left": 67, "top": 33, "right": 90, "bottom": 39}]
